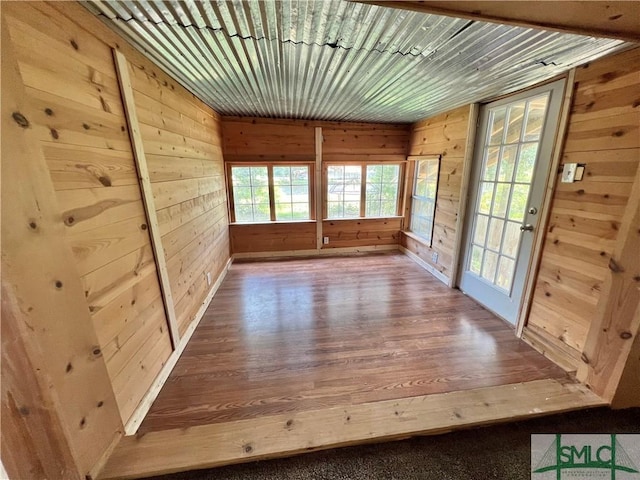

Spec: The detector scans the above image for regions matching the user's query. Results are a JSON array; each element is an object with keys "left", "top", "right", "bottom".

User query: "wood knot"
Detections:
[
  {"left": 608, "top": 13, "right": 623, "bottom": 20},
  {"left": 612, "top": 130, "right": 624, "bottom": 137},
  {"left": 55, "top": 280, "right": 63, "bottom": 289},
  {"left": 92, "top": 347, "right": 102, "bottom": 357},
  {"left": 66, "top": 363, "right": 73, "bottom": 373},
  {"left": 44, "top": 108, "right": 54, "bottom": 116},
  {"left": 580, "top": 353, "right": 590, "bottom": 364},
  {"left": 50, "top": 129, "right": 59, "bottom": 140},
  {"left": 243, "top": 444, "right": 253, "bottom": 453},
  {"left": 28, "top": 220, "right": 38, "bottom": 230},
  {"left": 140, "top": 224, "right": 148, "bottom": 230},
  {"left": 12, "top": 112, "right": 30, "bottom": 128},
  {"left": 79, "top": 417, "right": 86, "bottom": 428},
  {"left": 82, "top": 123, "right": 90, "bottom": 130},
  {"left": 97, "top": 401, "right": 104, "bottom": 408},
  {"left": 608, "top": 258, "right": 624, "bottom": 273},
  {"left": 620, "top": 331, "right": 633, "bottom": 340},
  {"left": 285, "top": 419, "right": 294, "bottom": 429},
  {"left": 70, "top": 39, "right": 79, "bottom": 50},
  {"left": 98, "top": 176, "right": 112, "bottom": 187},
  {"left": 65, "top": 216, "right": 75, "bottom": 226},
  {"left": 19, "top": 406, "right": 30, "bottom": 416}
]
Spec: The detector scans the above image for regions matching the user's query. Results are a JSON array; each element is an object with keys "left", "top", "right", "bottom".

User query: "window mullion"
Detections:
[
  {"left": 267, "top": 164, "right": 276, "bottom": 222},
  {"left": 359, "top": 164, "right": 366, "bottom": 217}
]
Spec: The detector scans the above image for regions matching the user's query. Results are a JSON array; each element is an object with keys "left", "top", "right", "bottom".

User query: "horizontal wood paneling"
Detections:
[
  {"left": 222, "top": 117, "right": 411, "bottom": 254},
  {"left": 130, "top": 57, "right": 230, "bottom": 338},
  {"left": 3, "top": 1, "right": 173, "bottom": 428},
  {"left": 323, "top": 218, "right": 402, "bottom": 248},
  {"left": 402, "top": 105, "right": 473, "bottom": 280},
  {"left": 527, "top": 47, "right": 640, "bottom": 361},
  {"left": 230, "top": 222, "right": 317, "bottom": 253}
]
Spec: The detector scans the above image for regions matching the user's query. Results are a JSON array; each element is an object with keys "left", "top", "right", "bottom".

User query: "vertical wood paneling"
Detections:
[
  {"left": 130, "top": 58, "right": 230, "bottom": 338},
  {"left": 526, "top": 47, "right": 640, "bottom": 364},
  {"left": 402, "top": 105, "right": 474, "bottom": 281}
]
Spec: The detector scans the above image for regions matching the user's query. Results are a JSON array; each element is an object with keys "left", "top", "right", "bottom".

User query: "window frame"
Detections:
[
  {"left": 405, "top": 155, "right": 441, "bottom": 247},
  {"left": 227, "top": 162, "right": 315, "bottom": 224},
  {"left": 323, "top": 161, "right": 405, "bottom": 220}
]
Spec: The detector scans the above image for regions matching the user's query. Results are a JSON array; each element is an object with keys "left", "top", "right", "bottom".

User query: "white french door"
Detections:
[{"left": 459, "top": 79, "right": 565, "bottom": 324}]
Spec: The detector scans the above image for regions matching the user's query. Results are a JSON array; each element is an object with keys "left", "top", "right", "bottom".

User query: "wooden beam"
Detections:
[
  {"left": 578, "top": 160, "right": 640, "bottom": 401},
  {"left": 100, "top": 379, "right": 604, "bottom": 479},
  {"left": 315, "top": 127, "right": 323, "bottom": 250},
  {"left": 112, "top": 49, "right": 180, "bottom": 348},
  {"left": 1, "top": 18, "right": 122, "bottom": 477},
  {"left": 355, "top": 1, "right": 640, "bottom": 43},
  {"left": 516, "top": 70, "right": 577, "bottom": 338},
  {"left": 449, "top": 104, "right": 478, "bottom": 288}
]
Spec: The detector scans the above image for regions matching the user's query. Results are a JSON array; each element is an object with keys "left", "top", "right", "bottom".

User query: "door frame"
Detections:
[{"left": 455, "top": 72, "right": 577, "bottom": 336}]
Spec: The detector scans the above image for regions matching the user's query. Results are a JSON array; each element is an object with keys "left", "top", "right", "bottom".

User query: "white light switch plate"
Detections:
[{"left": 562, "top": 163, "right": 577, "bottom": 183}]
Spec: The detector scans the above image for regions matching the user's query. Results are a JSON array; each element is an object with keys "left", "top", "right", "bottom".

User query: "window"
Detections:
[
  {"left": 409, "top": 157, "right": 440, "bottom": 245},
  {"left": 326, "top": 163, "right": 401, "bottom": 219},
  {"left": 229, "top": 164, "right": 312, "bottom": 223}
]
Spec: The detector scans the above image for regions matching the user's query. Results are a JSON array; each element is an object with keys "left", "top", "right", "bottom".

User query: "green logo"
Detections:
[{"left": 532, "top": 434, "right": 639, "bottom": 479}]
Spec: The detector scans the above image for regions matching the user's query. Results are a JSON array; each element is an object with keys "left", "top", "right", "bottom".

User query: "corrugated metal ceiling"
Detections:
[{"left": 84, "top": 0, "right": 629, "bottom": 123}]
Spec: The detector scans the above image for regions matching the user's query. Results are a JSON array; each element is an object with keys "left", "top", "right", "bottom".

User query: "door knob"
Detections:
[
  {"left": 520, "top": 224, "right": 534, "bottom": 232},
  {"left": 528, "top": 207, "right": 538, "bottom": 215}
]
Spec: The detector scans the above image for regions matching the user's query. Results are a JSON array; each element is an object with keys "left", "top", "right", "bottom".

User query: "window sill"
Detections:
[
  {"left": 230, "top": 220, "right": 316, "bottom": 226},
  {"left": 323, "top": 216, "right": 404, "bottom": 222},
  {"left": 402, "top": 230, "right": 433, "bottom": 247}
]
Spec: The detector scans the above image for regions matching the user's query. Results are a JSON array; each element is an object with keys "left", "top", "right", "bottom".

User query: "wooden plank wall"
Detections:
[
  {"left": 2, "top": 0, "right": 172, "bottom": 429},
  {"left": 128, "top": 59, "right": 229, "bottom": 337},
  {"left": 524, "top": 47, "right": 640, "bottom": 370},
  {"left": 222, "top": 117, "right": 410, "bottom": 253},
  {"left": 2, "top": 1, "right": 230, "bottom": 461},
  {"left": 402, "top": 105, "right": 473, "bottom": 281}
]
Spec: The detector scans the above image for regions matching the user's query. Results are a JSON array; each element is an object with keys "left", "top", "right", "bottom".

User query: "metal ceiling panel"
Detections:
[{"left": 84, "top": 0, "right": 629, "bottom": 123}]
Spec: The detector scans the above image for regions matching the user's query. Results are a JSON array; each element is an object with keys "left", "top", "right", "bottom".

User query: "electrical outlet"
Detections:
[
  {"left": 432, "top": 252, "right": 438, "bottom": 264},
  {"left": 323, "top": 236, "right": 329, "bottom": 244},
  {"left": 206, "top": 272, "right": 212, "bottom": 286}
]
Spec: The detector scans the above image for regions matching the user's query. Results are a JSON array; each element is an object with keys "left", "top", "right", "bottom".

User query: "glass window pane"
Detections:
[
  {"left": 275, "top": 166, "right": 309, "bottom": 221},
  {"left": 489, "top": 107, "right": 506, "bottom": 145},
  {"left": 470, "top": 246, "right": 483, "bottom": 275},
  {"left": 382, "top": 165, "right": 399, "bottom": 183},
  {"left": 481, "top": 250, "right": 499, "bottom": 282},
  {"left": 515, "top": 143, "right": 539, "bottom": 183},
  {"left": 253, "top": 203, "right": 270, "bottom": 222},
  {"left": 235, "top": 204, "right": 253, "bottom": 222},
  {"left": 366, "top": 164, "right": 399, "bottom": 217},
  {"left": 292, "top": 203, "right": 309, "bottom": 220},
  {"left": 508, "top": 184, "right": 530, "bottom": 221},
  {"left": 473, "top": 214, "right": 489, "bottom": 247},
  {"left": 381, "top": 201, "right": 397, "bottom": 217},
  {"left": 291, "top": 166, "right": 309, "bottom": 185},
  {"left": 492, "top": 183, "right": 511, "bottom": 218},
  {"left": 273, "top": 166, "right": 291, "bottom": 185},
  {"left": 483, "top": 147, "right": 500, "bottom": 181},
  {"left": 328, "top": 202, "right": 342, "bottom": 218},
  {"left": 327, "top": 165, "right": 362, "bottom": 219},
  {"left": 524, "top": 95, "right": 549, "bottom": 142},
  {"left": 502, "top": 221, "right": 521, "bottom": 258},
  {"left": 344, "top": 201, "right": 360, "bottom": 217},
  {"left": 251, "top": 167, "right": 268, "bottom": 185},
  {"left": 232, "top": 167, "right": 251, "bottom": 186},
  {"left": 487, "top": 217, "right": 504, "bottom": 251},
  {"left": 505, "top": 101, "right": 526, "bottom": 144},
  {"left": 478, "top": 182, "right": 494, "bottom": 215},
  {"left": 496, "top": 256, "right": 515, "bottom": 290},
  {"left": 498, "top": 145, "right": 517, "bottom": 182}
]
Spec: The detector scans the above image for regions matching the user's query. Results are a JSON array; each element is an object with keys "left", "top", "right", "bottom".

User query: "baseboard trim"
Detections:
[
  {"left": 400, "top": 246, "right": 450, "bottom": 286},
  {"left": 123, "top": 257, "right": 234, "bottom": 435},
  {"left": 233, "top": 244, "right": 399, "bottom": 261}
]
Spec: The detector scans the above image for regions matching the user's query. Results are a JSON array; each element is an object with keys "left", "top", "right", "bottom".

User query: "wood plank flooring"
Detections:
[{"left": 139, "top": 253, "right": 569, "bottom": 434}]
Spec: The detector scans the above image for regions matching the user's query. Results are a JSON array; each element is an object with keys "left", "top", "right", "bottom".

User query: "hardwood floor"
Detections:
[{"left": 139, "top": 252, "right": 568, "bottom": 434}]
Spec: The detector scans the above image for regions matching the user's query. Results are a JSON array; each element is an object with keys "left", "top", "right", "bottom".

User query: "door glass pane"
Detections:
[
  {"left": 502, "top": 221, "right": 521, "bottom": 258},
  {"left": 496, "top": 257, "right": 515, "bottom": 290},
  {"left": 492, "top": 183, "right": 511, "bottom": 218},
  {"left": 478, "top": 182, "right": 494, "bottom": 214},
  {"left": 470, "top": 246, "right": 483, "bottom": 275},
  {"left": 505, "top": 101, "right": 526, "bottom": 144},
  {"left": 489, "top": 107, "right": 506, "bottom": 145},
  {"left": 481, "top": 251, "right": 498, "bottom": 282},
  {"left": 483, "top": 147, "right": 500, "bottom": 181},
  {"left": 508, "top": 184, "right": 530, "bottom": 221},
  {"left": 487, "top": 218, "right": 504, "bottom": 251},
  {"left": 515, "top": 143, "right": 539, "bottom": 183},
  {"left": 524, "top": 95, "right": 549, "bottom": 142},
  {"left": 473, "top": 214, "right": 489, "bottom": 246},
  {"left": 497, "top": 145, "right": 518, "bottom": 182}
]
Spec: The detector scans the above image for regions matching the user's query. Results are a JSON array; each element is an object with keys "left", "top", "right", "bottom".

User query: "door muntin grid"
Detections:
[{"left": 467, "top": 94, "right": 550, "bottom": 293}]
